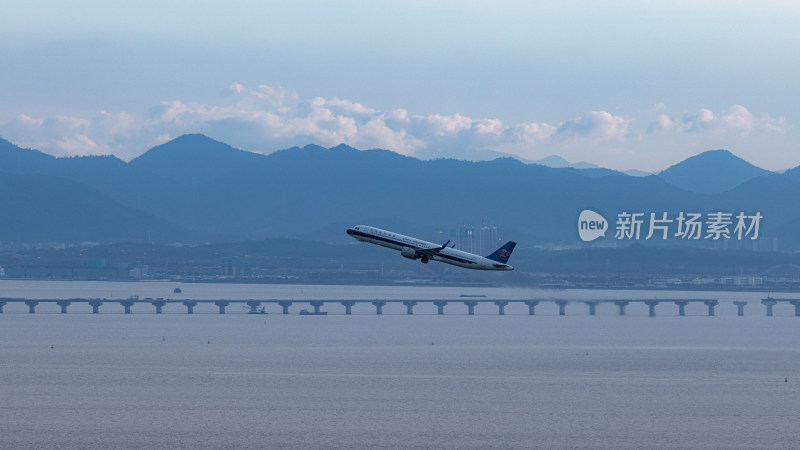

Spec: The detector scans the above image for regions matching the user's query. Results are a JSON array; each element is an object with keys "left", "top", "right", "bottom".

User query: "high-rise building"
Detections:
[{"left": 450, "top": 226, "right": 499, "bottom": 255}]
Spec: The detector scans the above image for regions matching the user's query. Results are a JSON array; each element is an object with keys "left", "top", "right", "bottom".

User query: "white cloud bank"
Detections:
[
  {"left": 0, "top": 84, "right": 789, "bottom": 170},
  {"left": 645, "top": 104, "right": 786, "bottom": 137}
]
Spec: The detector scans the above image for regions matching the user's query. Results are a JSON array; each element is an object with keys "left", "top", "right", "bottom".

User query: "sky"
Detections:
[{"left": 1, "top": 0, "right": 798, "bottom": 171}]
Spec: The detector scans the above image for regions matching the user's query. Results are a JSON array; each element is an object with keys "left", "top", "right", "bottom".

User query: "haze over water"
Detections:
[{"left": 1, "top": 282, "right": 799, "bottom": 448}]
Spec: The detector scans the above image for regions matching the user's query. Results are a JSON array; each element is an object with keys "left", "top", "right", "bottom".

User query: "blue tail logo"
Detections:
[{"left": 486, "top": 242, "right": 516, "bottom": 263}]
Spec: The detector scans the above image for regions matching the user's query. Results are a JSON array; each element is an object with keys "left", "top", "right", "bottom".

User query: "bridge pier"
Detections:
[
  {"left": 88, "top": 299, "right": 103, "bottom": 314},
  {"left": 372, "top": 301, "right": 386, "bottom": 315},
  {"left": 464, "top": 301, "right": 477, "bottom": 315},
  {"left": 183, "top": 301, "right": 197, "bottom": 314},
  {"left": 615, "top": 301, "right": 629, "bottom": 316},
  {"left": 524, "top": 301, "right": 539, "bottom": 315},
  {"left": 402, "top": 301, "right": 417, "bottom": 315},
  {"left": 0, "top": 301, "right": 5, "bottom": 313},
  {"left": 215, "top": 301, "right": 229, "bottom": 314},
  {"left": 341, "top": 301, "right": 356, "bottom": 315},
  {"left": 585, "top": 301, "right": 599, "bottom": 316},
  {"left": 556, "top": 300, "right": 568, "bottom": 316},
  {"left": 246, "top": 301, "right": 262, "bottom": 313},
  {"left": 25, "top": 300, "right": 39, "bottom": 314},
  {"left": 433, "top": 301, "right": 447, "bottom": 315},
  {"left": 120, "top": 299, "right": 135, "bottom": 314},
  {"left": 152, "top": 298, "right": 167, "bottom": 314},
  {"left": 703, "top": 300, "right": 718, "bottom": 316},
  {"left": 733, "top": 301, "right": 748, "bottom": 316},
  {"left": 675, "top": 300, "right": 689, "bottom": 316},
  {"left": 645, "top": 301, "right": 659, "bottom": 317},
  {"left": 278, "top": 301, "right": 293, "bottom": 315},
  {"left": 310, "top": 301, "right": 324, "bottom": 314},
  {"left": 762, "top": 299, "right": 777, "bottom": 316},
  {"left": 57, "top": 300, "right": 71, "bottom": 314},
  {"left": 495, "top": 301, "right": 508, "bottom": 315},
  {"left": 791, "top": 301, "right": 800, "bottom": 317}
]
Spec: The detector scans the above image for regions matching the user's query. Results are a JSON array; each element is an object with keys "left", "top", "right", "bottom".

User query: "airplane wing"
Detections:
[{"left": 414, "top": 240, "right": 450, "bottom": 258}]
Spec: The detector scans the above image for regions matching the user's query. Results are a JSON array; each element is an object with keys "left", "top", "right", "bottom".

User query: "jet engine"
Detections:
[{"left": 400, "top": 247, "right": 418, "bottom": 260}]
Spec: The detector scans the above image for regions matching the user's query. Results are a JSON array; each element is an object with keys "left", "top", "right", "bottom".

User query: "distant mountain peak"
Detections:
[
  {"left": 143, "top": 133, "right": 237, "bottom": 154},
  {"left": 330, "top": 143, "right": 357, "bottom": 151},
  {"left": 783, "top": 164, "right": 800, "bottom": 180},
  {"left": 173, "top": 132, "right": 213, "bottom": 142},
  {"left": 532, "top": 155, "right": 600, "bottom": 170},
  {"left": 658, "top": 149, "right": 772, "bottom": 194},
  {"left": 661, "top": 149, "right": 743, "bottom": 168},
  {"left": 129, "top": 133, "right": 265, "bottom": 185},
  {"left": 623, "top": 169, "right": 652, "bottom": 177}
]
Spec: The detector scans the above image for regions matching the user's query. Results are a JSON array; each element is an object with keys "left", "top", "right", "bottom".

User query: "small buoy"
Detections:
[
  {"left": 207, "top": 339, "right": 211, "bottom": 344},
  {"left": 786, "top": 378, "right": 789, "bottom": 383},
  {"left": 50, "top": 344, "right": 54, "bottom": 349},
  {"left": 431, "top": 341, "right": 434, "bottom": 345},
  {"left": 162, "top": 337, "right": 166, "bottom": 342}
]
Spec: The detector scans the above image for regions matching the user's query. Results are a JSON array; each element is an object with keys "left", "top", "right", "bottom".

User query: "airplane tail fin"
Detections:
[{"left": 486, "top": 241, "right": 516, "bottom": 263}]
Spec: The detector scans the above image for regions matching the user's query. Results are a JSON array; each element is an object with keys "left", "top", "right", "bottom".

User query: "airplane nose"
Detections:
[{"left": 346, "top": 229, "right": 354, "bottom": 235}]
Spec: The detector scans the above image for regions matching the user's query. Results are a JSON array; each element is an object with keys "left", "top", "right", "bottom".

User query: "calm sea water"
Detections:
[{"left": 2, "top": 282, "right": 799, "bottom": 448}]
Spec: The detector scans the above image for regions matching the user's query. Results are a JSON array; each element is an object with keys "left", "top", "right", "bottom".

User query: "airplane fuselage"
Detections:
[{"left": 346, "top": 225, "right": 514, "bottom": 271}]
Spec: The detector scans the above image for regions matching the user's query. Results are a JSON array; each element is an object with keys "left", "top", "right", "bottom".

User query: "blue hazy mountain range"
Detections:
[
  {"left": 0, "top": 171, "right": 188, "bottom": 243},
  {"left": 657, "top": 149, "right": 774, "bottom": 195},
  {"left": 1, "top": 134, "right": 799, "bottom": 248}
]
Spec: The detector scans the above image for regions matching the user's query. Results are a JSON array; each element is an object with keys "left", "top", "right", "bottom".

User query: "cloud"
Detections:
[
  {"left": 419, "top": 113, "right": 473, "bottom": 136},
  {"left": 671, "top": 105, "right": 786, "bottom": 136},
  {"left": 142, "top": 86, "right": 559, "bottom": 157},
  {"left": 223, "top": 83, "right": 298, "bottom": 109},
  {"left": 350, "top": 117, "right": 425, "bottom": 153},
  {"left": 556, "top": 111, "right": 630, "bottom": 143},
  {"left": 14, "top": 114, "right": 43, "bottom": 127},
  {"left": 318, "top": 97, "right": 376, "bottom": 117},
  {"left": 0, "top": 110, "right": 141, "bottom": 157},
  {"left": 648, "top": 114, "right": 674, "bottom": 133},
  {"left": 683, "top": 108, "right": 722, "bottom": 133},
  {"left": 509, "top": 122, "right": 558, "bottom": 144},
  {"left": 0, "top": 84, "right": 790, "bottom": 166},
  {"left": 56, "top": 134, "right": 99, "bottom": 154},
  {"left": 644, "top": 105, "right": 786, "bottom": 139}
]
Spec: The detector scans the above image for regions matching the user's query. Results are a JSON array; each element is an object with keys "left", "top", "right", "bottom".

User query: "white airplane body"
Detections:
[{"left": 347, "top": 225, "right": 516, "bottom": 271}]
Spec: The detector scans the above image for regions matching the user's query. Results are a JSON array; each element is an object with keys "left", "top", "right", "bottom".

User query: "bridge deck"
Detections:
[{"left": 0, "top": 298, "right": 797, "bottom": 316}]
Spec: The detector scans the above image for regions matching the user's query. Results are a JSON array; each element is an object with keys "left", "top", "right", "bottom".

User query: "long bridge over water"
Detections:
[{"left": 1, "top": 297, "right": 799, "bottom": 316}]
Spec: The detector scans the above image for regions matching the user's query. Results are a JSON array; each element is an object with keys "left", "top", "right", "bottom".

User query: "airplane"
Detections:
[{"left": 346, "top": 225, "right": 516, "bottom": 271}]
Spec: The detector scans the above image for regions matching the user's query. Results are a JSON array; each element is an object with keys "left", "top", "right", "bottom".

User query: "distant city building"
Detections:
[
  {"left": 130, "top": 265, "right": 149, "bottom": 280},
  {"left": 450, "top": 225, "right": 500, "bottom": 256},
  {"left": 720, "top": 276, "right": 763, "bottom": 286},
  {"left": 223, "top": 258, "right": 251, "bottom": 277},
  {"left": 722, "top": 237, "right": 779, "bottom": 252},
  {"left": 692, "top": 277, "right": 716, "bottom": 286},
  {"left": 6, "top": 260, "right": 130, "bottom": 280}
]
